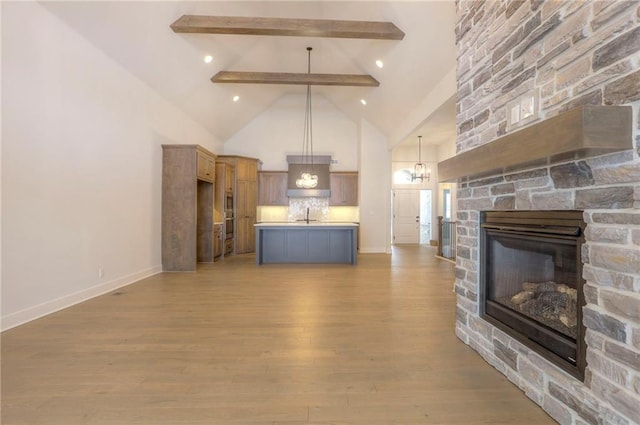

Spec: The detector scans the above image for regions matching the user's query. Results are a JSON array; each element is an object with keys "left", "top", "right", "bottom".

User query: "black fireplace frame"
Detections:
[{"left": 479, "top": 210, "right": 586, "bottom": 381}]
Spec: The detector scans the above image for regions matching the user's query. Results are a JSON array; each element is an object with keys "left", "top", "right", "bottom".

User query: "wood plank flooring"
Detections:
[{"left": 1, "top": 245, "right": 556, "bottom": 425}]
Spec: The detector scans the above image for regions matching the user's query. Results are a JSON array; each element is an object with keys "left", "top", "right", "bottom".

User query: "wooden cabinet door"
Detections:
[
  {"left": 258, "top": 172, "right": 288, "bottom": 205},
  {"left": 236, "top": 217, "right": 256, "bottom": 254},
  {"left": 246, "top": 180, "right": 257, "bottom": 216},
  {"left": 236, "top": 159, "right": 258, "bottom": 181},
  {"left": 244, "top": 181, "right": 257, "bottom": 253},
  {"left": 213, "top": 224, "right": 222, "bottom": 258},
  {"left": 235, "top": 180, "right": 257, "bottom": 253},
  {"left": 236, "top": 218, "right": 248, "bottom": 253},
  {"left": 197, "top": 152, "right": 215, "bottom": 182},
  {"left": 231, "top": 159, "right": 258, "bottom": 254},
  {"left": 236, "top": 180, "right": 247, "bottom": 218},
  {"left": 225, "top": 166, "right": 234, "bottom": 192},
  {"left": 237, "top": 178, "right": 257, "bottom": 219},
  {"left": 216, "top": 163, "right": 233, "bottom": 192},
  {"left": 330, "top": 172, "right": 358, "bottom": 206}
]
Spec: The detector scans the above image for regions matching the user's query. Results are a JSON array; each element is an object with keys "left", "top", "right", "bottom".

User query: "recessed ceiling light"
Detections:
[
  {"left": 204, "top": 55, "right": 213, "bottom": 64},
  {"left": 233, "top": 95, "right": 240, "bottom": 102},
  {"left": 360, "top": 99, "right": 367, "bottom": 105},
  {"left": 375, "top": 60, "right": 384, "bottom": 68}
]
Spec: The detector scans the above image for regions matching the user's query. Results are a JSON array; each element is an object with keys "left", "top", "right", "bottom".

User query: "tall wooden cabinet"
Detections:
[
  {"left": 161, "top": 144, "right": 217, "bottom": 271},
  {"left": 217, "top": 156, "right": 261, "bottom": 254}
]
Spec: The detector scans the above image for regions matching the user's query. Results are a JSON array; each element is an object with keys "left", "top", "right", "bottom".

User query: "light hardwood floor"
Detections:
[{"left": 1, "top": 245, "right": 556, "bottom": 425}]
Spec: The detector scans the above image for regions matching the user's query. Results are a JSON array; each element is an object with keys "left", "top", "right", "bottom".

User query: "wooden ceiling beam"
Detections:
[
  {"left": 211, "top": 71, "right": 380, "bottom": 87},
  {"left": 171, "top": 15, "right": 405, "bottom": 40}
]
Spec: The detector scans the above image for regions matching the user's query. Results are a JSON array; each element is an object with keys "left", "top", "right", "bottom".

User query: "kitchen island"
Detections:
[{"left": 255, "top": 222, "right": 358, "bottom": 265}]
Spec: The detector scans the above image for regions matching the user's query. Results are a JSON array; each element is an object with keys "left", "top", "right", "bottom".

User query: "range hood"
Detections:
[{"left": 287, "top": 155, "right": 331, "bottom": 198}]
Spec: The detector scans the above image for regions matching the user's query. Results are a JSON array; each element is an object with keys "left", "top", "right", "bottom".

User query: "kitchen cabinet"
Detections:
[
  {"left": 197, "top": 151, "right": 216, "bottom": 183},
  {"left": 224, "top": 238, "right": 234, "bottom": 255},
  {"left": 258, "top": 171, "right": 288, "bottom": 206},
  {"left": 329, "top": 172, "right": 358, "bottom": 206},
  {"left": 216, "top": 162, "right": 235, "bottom": 194},
  {"left": 213, "top": 223, "right": 223, "bottom": 260},
  {"left": 236, "top": 179, "right": 257, "bottom": 253},
  {"left": 225, "top": 165, "right": 234, "bottom": 192},
  {"left": 217, "top": 155, "right": 261, "bottom": 254},
  {"left": 255, "top": 223, "right": 358, "bottom": 265},
  {"left": 236, "top": 159, "right": 258, "bottom": 181},
  {"left": 161, "top": 144, "right": 217, "bottom": 271}
]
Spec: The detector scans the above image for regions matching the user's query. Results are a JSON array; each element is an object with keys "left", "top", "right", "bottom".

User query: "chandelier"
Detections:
[
  {"left": 412, "top": 135, "right": 431, "bottom": 182},
  {"left": 295, "top": 47, "right": 318, "bottom": 189}
]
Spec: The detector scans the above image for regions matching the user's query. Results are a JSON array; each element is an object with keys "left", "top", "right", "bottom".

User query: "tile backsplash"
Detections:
[
  {"left": 257, "top": 201, "right": 359, "bottom": 223},
  {"left": 288, "top": 198, "right": 329, "bottom": 221}
]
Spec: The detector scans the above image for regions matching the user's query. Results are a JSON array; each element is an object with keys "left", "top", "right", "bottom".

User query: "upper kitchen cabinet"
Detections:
[
  {"left": 329, "top": 172, "right": 358, "bottom": 206},
  {"left": 161, "top": 144, "right": 217, "bottom": 271},
  {"left": 258, "top": 171, "right": 288, "bottom": 206},
  {"left": 217, "top": 155, "right": 261, "bottom": 254},
  {"left": 236, "top": 158, "right": 258, "bottom": 181},
  {"left": 196, "top": 150, "right": 216, "bottom": 183}
]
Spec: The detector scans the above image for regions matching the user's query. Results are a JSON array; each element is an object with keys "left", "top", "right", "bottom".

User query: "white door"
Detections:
[{"left": 393, "top": 189, "right": 420, "bottom": 244}]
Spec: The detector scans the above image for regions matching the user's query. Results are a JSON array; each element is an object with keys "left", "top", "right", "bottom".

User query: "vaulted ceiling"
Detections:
[{"left": 41, "top": 1, "right": 457, "bottom": 149}]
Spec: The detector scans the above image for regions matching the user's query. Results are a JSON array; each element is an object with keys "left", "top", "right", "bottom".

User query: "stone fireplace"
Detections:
[{"left": 446, "top": 2, "right": 640, "bottom": 424}]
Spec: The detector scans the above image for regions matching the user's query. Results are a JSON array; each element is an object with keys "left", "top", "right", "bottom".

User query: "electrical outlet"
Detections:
[{"left": 98, "top": 268, "right": 104, "bottom": 279}]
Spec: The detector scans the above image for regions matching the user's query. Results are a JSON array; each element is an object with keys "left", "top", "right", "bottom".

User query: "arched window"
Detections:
[{"left": 393, "top": 168, "right": 417, "bottom": 185}]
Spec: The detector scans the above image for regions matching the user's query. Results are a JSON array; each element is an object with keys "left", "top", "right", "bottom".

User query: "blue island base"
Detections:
[{"left": 255, "top": 223, "right": 358, "bottom": 265}]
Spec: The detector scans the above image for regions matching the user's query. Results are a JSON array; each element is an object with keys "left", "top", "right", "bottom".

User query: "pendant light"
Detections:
[
  {"left": 412, "top": 135, "right": 431, "bottom": 182},
  {"left": 295, "top": 47, "right": 318, "bottom": 189}
]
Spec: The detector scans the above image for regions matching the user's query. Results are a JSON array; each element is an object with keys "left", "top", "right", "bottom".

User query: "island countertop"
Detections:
[
  {"left": 255, "top": 221, "right": 358, "bottom": 227},
  {"left": 255, "top": 222, "right": 358, "bottom": 265}
]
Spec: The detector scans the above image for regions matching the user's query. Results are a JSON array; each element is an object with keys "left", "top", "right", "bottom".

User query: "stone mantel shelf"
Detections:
[{"left": 438, "top": 105, "right": 632, "bottom": 183}]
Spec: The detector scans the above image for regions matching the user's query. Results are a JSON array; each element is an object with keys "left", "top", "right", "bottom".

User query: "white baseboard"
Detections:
[{"left": 1, "top": 265, "right": 162, "bottom": 331}]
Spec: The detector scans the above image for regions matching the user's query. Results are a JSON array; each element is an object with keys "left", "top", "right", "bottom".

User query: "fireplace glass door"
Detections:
[
  {"left": 486, "top": 232, "right": 578, "bottom": 338},
  {"left": 480, "top": 210, "right": 586, "bottom": 380}
]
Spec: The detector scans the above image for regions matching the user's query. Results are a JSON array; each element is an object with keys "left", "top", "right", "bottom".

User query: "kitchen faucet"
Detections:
[{"left": 296, "top": 207, "right": 316, "bottom": 224}]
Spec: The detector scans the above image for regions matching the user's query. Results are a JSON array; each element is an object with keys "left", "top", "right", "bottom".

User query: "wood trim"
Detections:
[
  {"left": 438, "top": 105, "right": 633, "bottom": 182},
  {"left": 170, "top": 15, "right": 405, "bottom": 40},
  {"left": 212, "top": 71, "right": 379, "bottom": 87}
]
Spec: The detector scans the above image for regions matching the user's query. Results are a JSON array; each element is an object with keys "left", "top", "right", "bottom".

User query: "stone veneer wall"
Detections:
[{"left": 454, "top": 2, "right": 640, "bottom": 425}]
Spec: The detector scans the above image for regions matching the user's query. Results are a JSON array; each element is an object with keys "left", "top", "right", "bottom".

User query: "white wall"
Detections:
[
  {"left": 224, "top": 93, "right": 358, "bottom": 171},
  {"left": 391, "top": 143, "right": 439, "bottom": 163},
  {"left": 359, "top": 119, "right": 391, "bottom": 253},
  {"left": 1, "top": 2, "right": 222, "bottom": 330},
  {"left": 437, "top": 138, "right": 457, "bottom": 161}
]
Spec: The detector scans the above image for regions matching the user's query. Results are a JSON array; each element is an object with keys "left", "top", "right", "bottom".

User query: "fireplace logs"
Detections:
[{"left": 501, "top": 281, "right": 578, "bottom": 338}]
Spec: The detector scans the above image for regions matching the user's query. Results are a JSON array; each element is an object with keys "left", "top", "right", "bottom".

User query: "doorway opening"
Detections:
[{"left": 419, "top": 190, "right": 432, "bottom": 244}]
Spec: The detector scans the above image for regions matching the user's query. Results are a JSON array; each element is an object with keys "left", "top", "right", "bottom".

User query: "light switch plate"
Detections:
[{"left": 506, "top": 88, "right": 539, "bottom": 132}]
